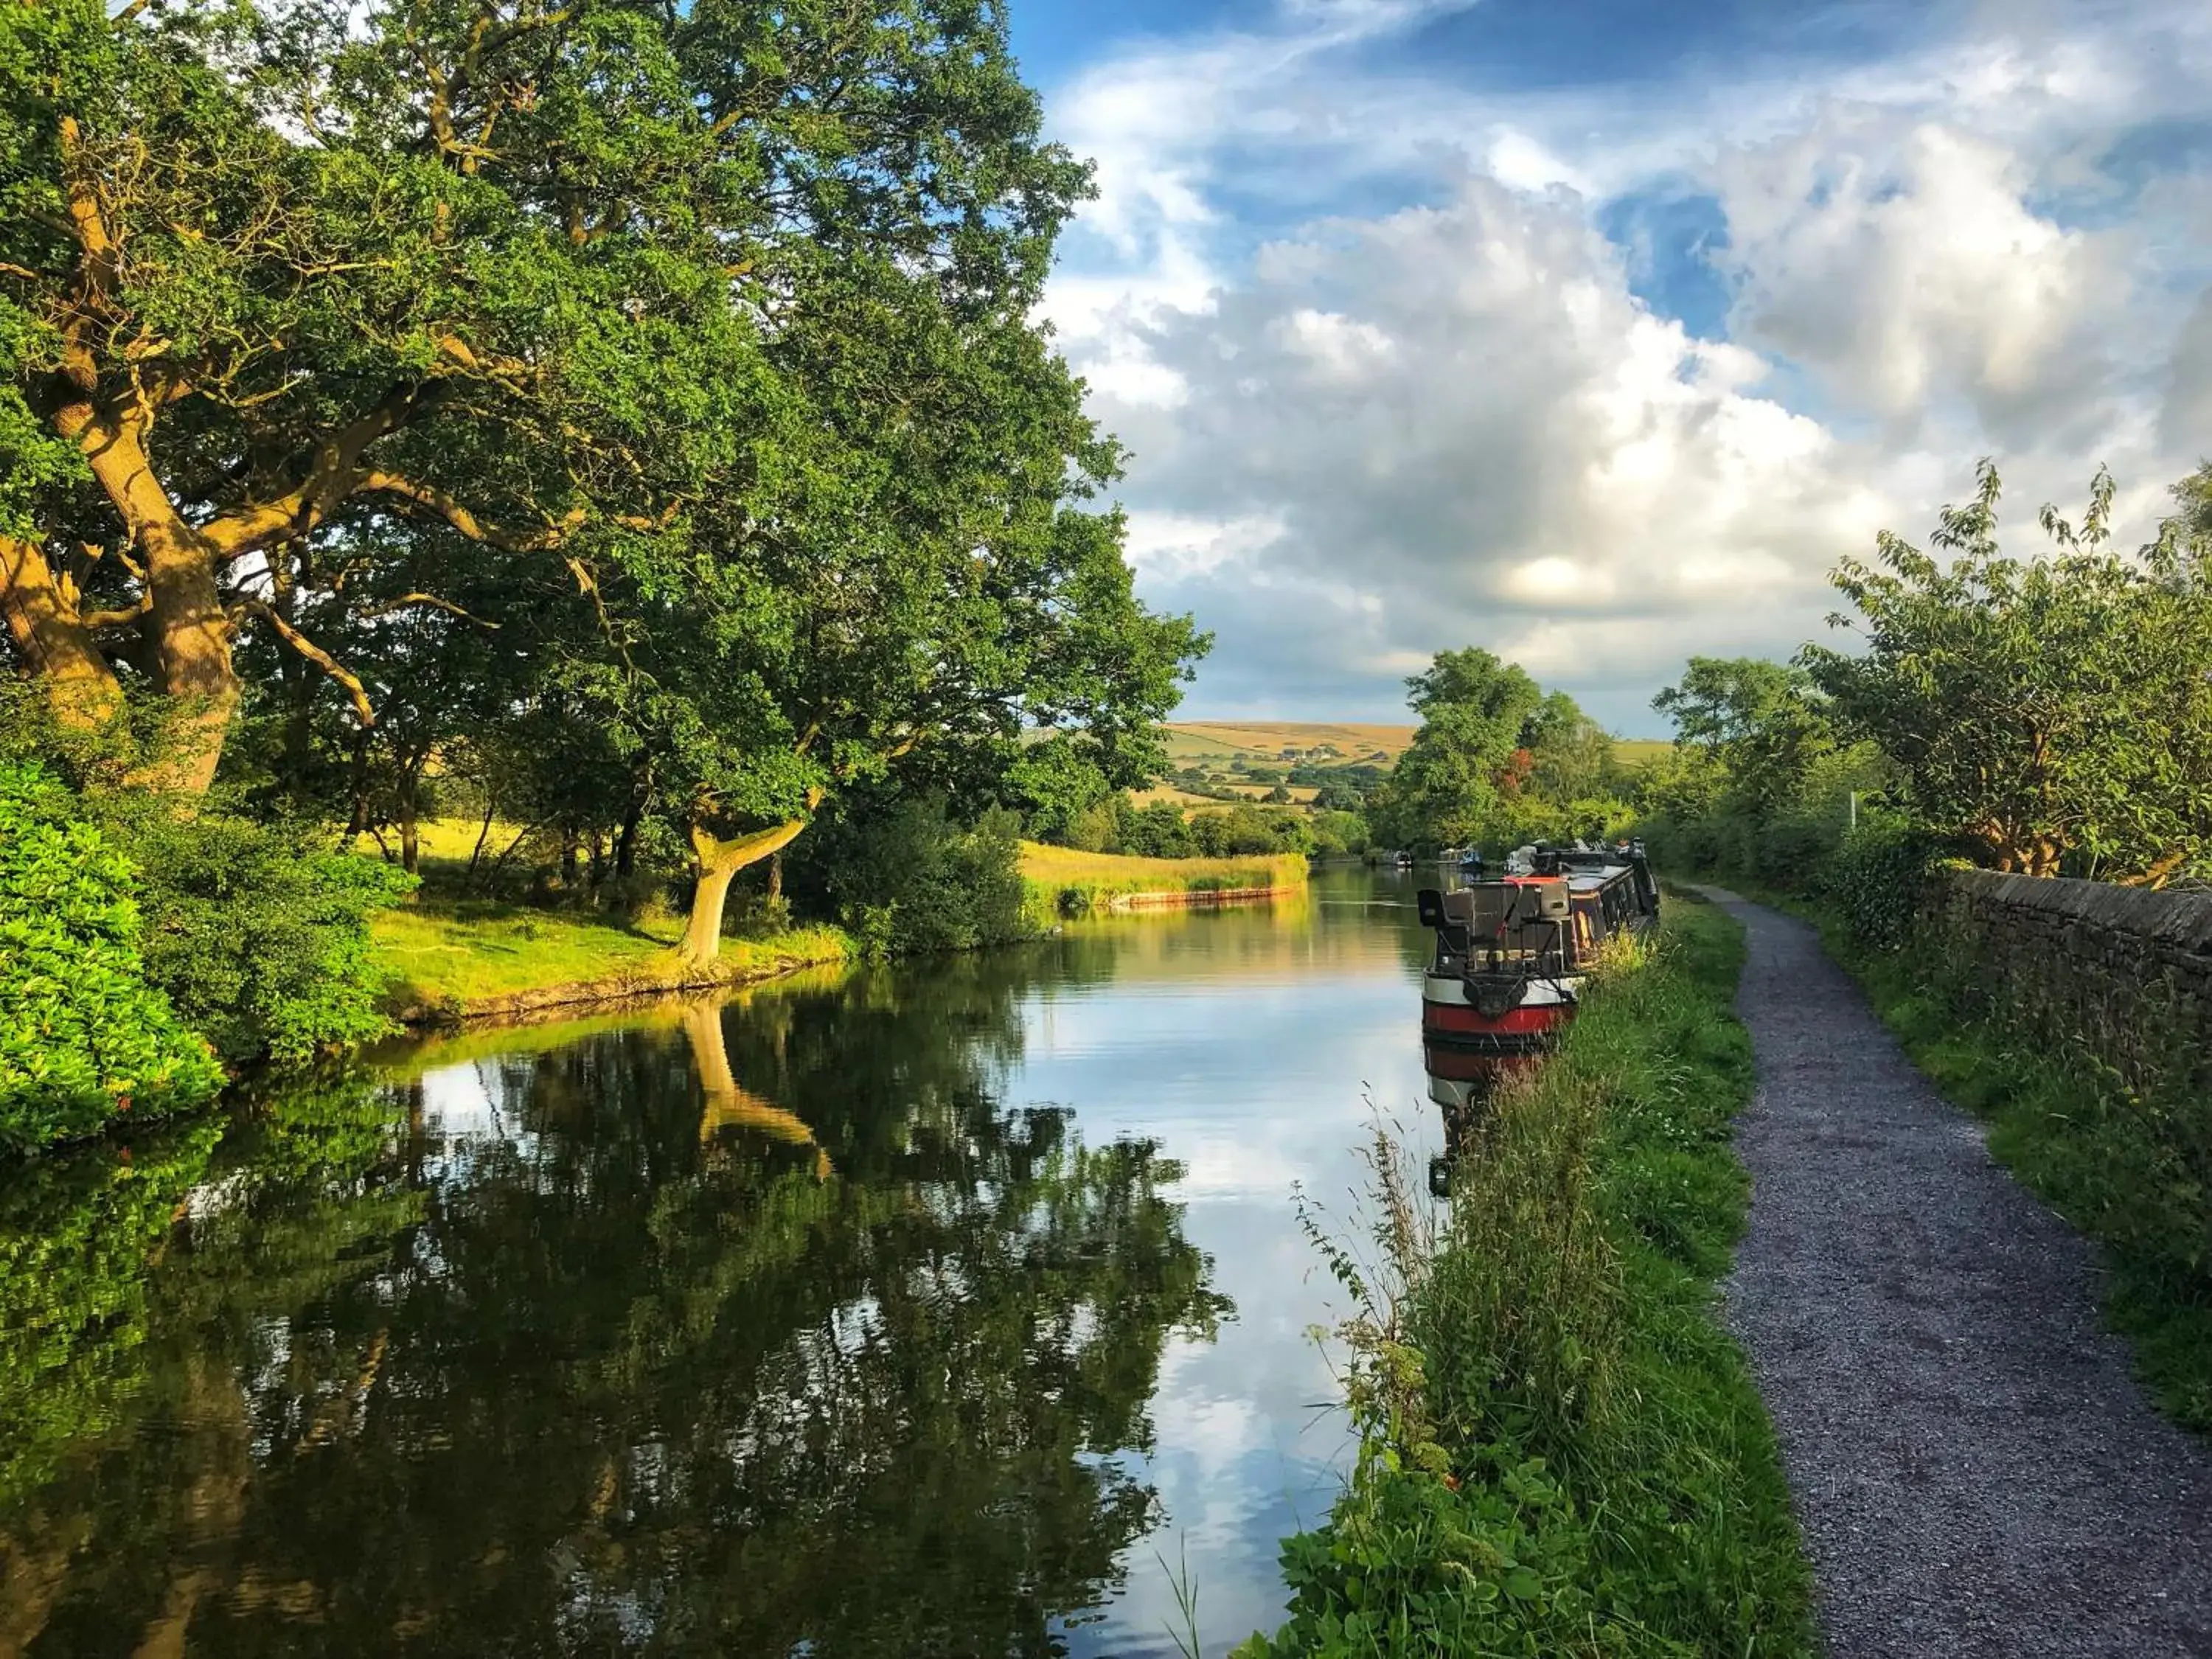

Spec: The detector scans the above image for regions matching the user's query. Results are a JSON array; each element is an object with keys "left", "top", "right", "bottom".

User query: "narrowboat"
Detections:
[{"left": 1416, "top": 841, "right": 1660, "bottom": 1124}]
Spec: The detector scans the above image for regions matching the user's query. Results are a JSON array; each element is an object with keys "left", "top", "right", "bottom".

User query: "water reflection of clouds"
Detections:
[
  {"left": 411, "top": 1057, "right": 543, "bottom": 1183},
  {"left": 1008, "top": 880, "right": 1445, "bottom": 1652}
]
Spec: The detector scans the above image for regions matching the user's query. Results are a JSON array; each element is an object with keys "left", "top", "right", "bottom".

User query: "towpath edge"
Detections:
[{"left": 1701, "top": 887, "right": 2212, "bottom": 1658}]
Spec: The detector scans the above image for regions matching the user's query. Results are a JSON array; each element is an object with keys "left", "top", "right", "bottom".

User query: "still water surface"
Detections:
[{"left": 0, "top": 868, "right": 1447, "bottom": 1656}]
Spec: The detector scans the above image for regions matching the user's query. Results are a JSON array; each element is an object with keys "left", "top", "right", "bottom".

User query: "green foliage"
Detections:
[
  {"left": 1372, "top": 650, "right": 1628, "bottom": 854},
  {"left": 117, "top": 813, "right": 416, "bottom": 1062},
  {"left": 1308, "top": 809, "right": 1371, "bottom": 858},
  {"left": 1371, "top": 648, "right": 1543, "bottom": 849},
  {"left": 1805, "top": 462, "right": 2212, "bottom": 882},
  {"left": 0, "top": 684, "right": 415, "bottom": 1068},
  {"left": 1246, "top": 905, "right": 1813, "bottom": 1658},
  {"left": 0, "top": 763, "right": 222, "bottom": 1152},
  {"left": 1638, "top": 657, "right": 1886, "bottom": 897},
  {"left": 1190, "top": 804, "right": 1312, "bottom": 858},
  {"left": 790, "top": 796, "right": 1030, "bottom": 958},
  {"left": 1652, "top": 658, "right": 1832, "bottom": 815},
  {"left": 1817, "top": 822, "right": 1942, "bottom": 953},
  {"left": 1119, "top": 799, "right": 1200, "bottom": 859}
]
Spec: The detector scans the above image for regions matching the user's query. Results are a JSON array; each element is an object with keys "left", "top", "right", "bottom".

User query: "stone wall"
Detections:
[{"left": 1934, "top": 869, "right": 2212, "bottom": 1099}]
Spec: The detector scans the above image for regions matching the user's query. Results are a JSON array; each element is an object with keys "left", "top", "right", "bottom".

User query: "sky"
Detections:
[{"left": 1006, "top": 0, "right": 2212, "bottom": 734}]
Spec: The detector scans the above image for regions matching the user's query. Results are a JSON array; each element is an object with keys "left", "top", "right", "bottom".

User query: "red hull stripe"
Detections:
[
  {"left": 1421, "top": 1004, "right": 1569, "bottom": 1036},
  {"left": 1425, "top": 1043, "right": 1545, "bottom": 1077}
]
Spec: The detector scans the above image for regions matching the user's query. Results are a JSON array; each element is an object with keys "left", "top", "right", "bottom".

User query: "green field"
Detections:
[
  {"left": 372, "top": 902, "right": 848, "bottom": 1017},
  {"left": 1017, "top": 841, "right": 1306, "bottom": 910}
]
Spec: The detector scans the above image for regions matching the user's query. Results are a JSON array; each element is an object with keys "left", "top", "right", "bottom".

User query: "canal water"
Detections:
[{"left": 0, "top": 867, "right": 1449, "bottom": 1658}]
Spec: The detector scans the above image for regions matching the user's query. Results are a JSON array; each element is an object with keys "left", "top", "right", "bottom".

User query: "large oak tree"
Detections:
[{"left": 1, "top": 0, "right": 1113, "bottom": 795}]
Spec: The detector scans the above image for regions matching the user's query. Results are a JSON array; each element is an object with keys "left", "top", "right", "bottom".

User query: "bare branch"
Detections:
[
  {"left": 239, "top": 599, "right": 376, "bottom": 728},
  {"left": 361, "top": 470, "right": 581, "bottom": 551},
  {"left": 358, "top": 591, "right": 501, "bottom": 628}
]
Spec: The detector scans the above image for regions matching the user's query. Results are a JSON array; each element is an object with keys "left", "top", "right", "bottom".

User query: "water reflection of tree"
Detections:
[{"left": 0, "top": 963, "right": 1228, "bottom": 1657}]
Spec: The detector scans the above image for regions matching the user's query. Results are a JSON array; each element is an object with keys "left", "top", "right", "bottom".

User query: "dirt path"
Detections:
[{"left": 1703, "top": 889, "right": 2212, "bottom": 1658}]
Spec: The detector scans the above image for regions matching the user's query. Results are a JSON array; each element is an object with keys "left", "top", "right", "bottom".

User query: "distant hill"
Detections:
[
  {"left": 1161, "top": 722, "right": 1416, "bottom": 768},
  {"left": 1612, "top": 737, "right": 1672, "bottom": 770},
  {"left": 1161, "top": 723, "right": 1672, "bottom": 772}
]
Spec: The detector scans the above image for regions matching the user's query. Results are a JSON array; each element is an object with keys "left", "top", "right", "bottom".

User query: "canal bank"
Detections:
[
  {"left": 0, "top": 866, "right": 1433, "bottom": 1656},
  {"left": 369, "top": 844, "right": 1307, "bottom": 1026},
  {"left": 1244, "top": 894, "right": 1815, "bottom": 1657}
]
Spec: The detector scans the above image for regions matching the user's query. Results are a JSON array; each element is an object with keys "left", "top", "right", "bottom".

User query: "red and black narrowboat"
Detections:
[{"left": 1416, "top": 842, "right": 1660, "bottom": 1122}]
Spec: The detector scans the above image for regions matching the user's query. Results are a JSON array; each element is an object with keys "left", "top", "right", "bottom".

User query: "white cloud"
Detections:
[
  {"left": 1712, "top": 117, "right": 2123, "bottom": 439},
  {"left": 1088, "top": 174, "right": 1891, "bottom": 720},
  {"left": 1040, "top": 0, "right": 2212, "bottom": 726}
]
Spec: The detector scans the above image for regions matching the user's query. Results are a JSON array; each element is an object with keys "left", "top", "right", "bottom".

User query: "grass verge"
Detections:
[
  {"left": 1017, "top": 842, "right": 1307, "bottom": 914},
  {"left": 1784, "top": 904, "right": 2212, "bottom": 1436},
  {"left": 1240, "top": 898, "right": 1813, "bottom": 1658},
  {"left": 370, "top": 901, "right": 848, "bottom": 1023}
]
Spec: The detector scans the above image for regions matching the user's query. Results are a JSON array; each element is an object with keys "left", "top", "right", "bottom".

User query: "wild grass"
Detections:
[
  {"left": 369, "top": 901, "right": 847, "bottom": 1015},
  {"left": 1239, "top": 900, "right": 1812, "bottom": 1658},
  {"left": 1017, "top": 842, "right": 1307, "bottom": 914}
]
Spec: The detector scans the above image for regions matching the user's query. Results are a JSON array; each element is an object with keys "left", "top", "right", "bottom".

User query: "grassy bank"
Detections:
[
  {"left": 1242, "top": 899, "right": 1812, "bottom": 1658},
  {"left": 1786, "top": 905, "right": 2212, "bottom": 1436},
  {"left": 372, "top": 902, "right": 849, "bottom": 1023},
  {"left": 1018, "top": 841, "right": 1307, "bottom": 914}
]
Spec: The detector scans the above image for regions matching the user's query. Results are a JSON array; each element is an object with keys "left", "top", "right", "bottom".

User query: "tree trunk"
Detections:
[
  {"left": 399, "top": 790, "right": 420, "bottom": 875},
  {"left": 767, "top": 851, "right": 783, "bottom": 904},
  {"left": 0, "top": 534, "right": 122, "bottom": 728},
  {"left": 615, "top": 800, "right": 642, "bottom": 879},
  {"left": 55, "top": 400, "right": 241, "bottom": 793},
  {"left": 682, "top": 818, "right": 810, "bottom": 962},
  {"left": 467, "top": 796, "right": 498, "bottom": 885}
]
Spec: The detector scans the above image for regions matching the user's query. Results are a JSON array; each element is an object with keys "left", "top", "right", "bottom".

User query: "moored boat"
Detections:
[{"left": 1416, "top": 841, "right": 1659, "bottom": 1125}]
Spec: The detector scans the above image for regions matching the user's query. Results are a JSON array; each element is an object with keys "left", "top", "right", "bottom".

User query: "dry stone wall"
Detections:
[{"left": 1935, "top": 869, "right": 2212, "bottom": 1099}]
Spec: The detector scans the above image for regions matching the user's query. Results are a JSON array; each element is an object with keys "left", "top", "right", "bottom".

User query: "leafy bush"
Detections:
[
  {"left": 1116, "top": 799, "right": 1197, "bottom": 858},
  {"left": 1190, "top": 804, "right": 1310, "bottom": 857},
  {"left": 117, "top": 810, "right": 415, "bottom": 1063},
  {"left": 792, "top": 796, "right": 1032, "bottom": 957},
  {"left": 1818, "top": 821, "right": 1941, "bottom": 953},
  {"left": 0, "top": 763, "right": 223, "bottom": 1151}
]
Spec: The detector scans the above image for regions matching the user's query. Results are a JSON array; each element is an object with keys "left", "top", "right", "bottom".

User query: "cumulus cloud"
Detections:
[
  {"left": 1714, "top": 119, "right": 2123, "bottom": 441},
  {"left": 1088, "top": 175, "right": 1892, "bottom": 725},
  {"left": 1040, "top": 0, "right": 2212, "bottom": 728}
]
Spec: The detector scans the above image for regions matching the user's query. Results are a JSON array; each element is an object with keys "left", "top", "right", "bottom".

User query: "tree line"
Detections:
[
  {"left": 1642, "top": 462, "right": 2212, "bottom": 901},
  {"left": 2, "top": 0, "right": 1206, "bottom": 1147},
  {"left": 1370, "top": 460, "right": 2212, "bottom": 899},
  {"left": 1359, "top": 648, "right": 1639, "bottom": 855}
]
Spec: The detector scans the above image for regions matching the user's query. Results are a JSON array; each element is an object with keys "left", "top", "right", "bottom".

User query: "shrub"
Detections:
[
  {"left": 0, "top": 763, "right": 223, "bottom": 1151},
  {"left": 1818, "top": 821, "right": 1941, "bottom": 953},
  {"left": 793, "top": 796, "right": 1032, "bottom": 957},
  {"left": 117, "top": 810, "right": 415, "bottom": 1064}
]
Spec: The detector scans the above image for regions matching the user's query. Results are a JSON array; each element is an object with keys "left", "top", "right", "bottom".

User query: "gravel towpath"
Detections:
[{"left": 1702, "top": 888, "right": 2212, "bottom": 1658}]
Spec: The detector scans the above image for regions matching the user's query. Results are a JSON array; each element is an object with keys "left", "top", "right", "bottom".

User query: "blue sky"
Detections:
[{"left": 1006, "top": 0, "right": 2212, "bottom": 732}]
